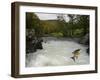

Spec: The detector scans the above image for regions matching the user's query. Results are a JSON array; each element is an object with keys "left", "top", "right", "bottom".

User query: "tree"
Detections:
[
  {"left": 57, "top": 14, "right": 69, "bottom": 37},
  {"left": 77, "top": 15, "right": 89, "bottom": 35},
  {"left": 67, "top": 14, "right": 76, "bottom": 37},
  {"left": 26, "top": 12, "right": 43, "bottom": 37}
]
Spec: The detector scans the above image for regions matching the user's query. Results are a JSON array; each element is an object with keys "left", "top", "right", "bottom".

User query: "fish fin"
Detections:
[{"left": 71, "top": 57, "right": 75, "bottom": 62}]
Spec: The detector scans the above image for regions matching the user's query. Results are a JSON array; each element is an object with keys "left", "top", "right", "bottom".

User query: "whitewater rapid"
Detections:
[{"left": 26, "top": 39, "right": 89, "bottom": 67}]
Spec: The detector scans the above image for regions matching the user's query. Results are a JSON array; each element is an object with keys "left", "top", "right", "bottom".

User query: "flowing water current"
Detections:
[{"left": 26, "top": 38, "right": 89, "bottom": 67}]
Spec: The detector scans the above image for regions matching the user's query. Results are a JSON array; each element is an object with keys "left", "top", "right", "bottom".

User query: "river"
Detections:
[{"left": 26, "top": 37, "right": 89, "bottom": 67}]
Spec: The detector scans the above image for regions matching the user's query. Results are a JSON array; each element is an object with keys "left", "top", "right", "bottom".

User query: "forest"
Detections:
[
  {"left": 26, "top": 12, "right": 89, "bottom": 54},
  {"left": 26, "top": 12, "right": 89, "bottom": 38}
]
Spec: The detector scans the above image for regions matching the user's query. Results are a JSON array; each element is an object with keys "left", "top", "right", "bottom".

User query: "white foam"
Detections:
[{"left": 26, "top": 40, "right": 89, "bottom": 67}]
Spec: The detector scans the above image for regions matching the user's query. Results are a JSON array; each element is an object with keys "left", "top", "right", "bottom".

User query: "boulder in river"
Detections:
[
  {"left": 79, "top": 33, "right": 89, "bottom": 45},
  {"left": 26, "top": 29, "right": 43, "bottom": 54}
]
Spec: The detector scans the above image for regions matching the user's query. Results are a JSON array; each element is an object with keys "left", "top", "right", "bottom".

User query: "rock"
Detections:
[
  {"left": 26, "top": 41, "right": 37, "bottom": 53},
  {"left": 26, "top": 36, "right": 36, "bottom": 53},
  {"left": 79, "top": 33, "right": 89, "bottom": 45},
  {"left": 86, "top": 48, "right": 89, "bottom": 55},
  {"left": 79, "top": 33, "right": 89, "bottom": 55},
  {"left": 26, "top": 29, "right": 43, "bottom": 54},
  {"left": 35, "top": 38, "right": 43, "bottom": 49},
  {"left": 26, "top": 37, "right": 43, "bottom": 53}
]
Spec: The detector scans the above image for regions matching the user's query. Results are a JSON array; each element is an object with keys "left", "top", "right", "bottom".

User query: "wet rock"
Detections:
[
  {"left": 26, "top": 37, "right": 43, "bottom": 53},
  {"left": 86, "top": 48, "right": 89, "bottom": 55},
  {"left": 35, "top": 38, "right": 43, "bottom": 49},
  {"left": 79, "top": 33, "right": 89, "bottom": 45},
  {"left": 26, "top": 29, "right": 43, "bottom": 54}
]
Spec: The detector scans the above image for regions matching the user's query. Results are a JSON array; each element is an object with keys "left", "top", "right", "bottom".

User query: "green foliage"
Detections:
[
  {"left": 76, "top": 15, "right": 89, "bottom": 35},
  {"left": 51, "top": 32, "right": 63, "bottom": 37},
  {"left": 41, "top": 20, "right": 60, "bottom": 34},
  {"left": 26, "top": 12, "right": 43, "bottom": 37},
  {"left": 26, "top": 13, "right": 89, "bottom": 38},
  {"left": 73, "top": 28, "right": 84, "bottom": 37}
]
